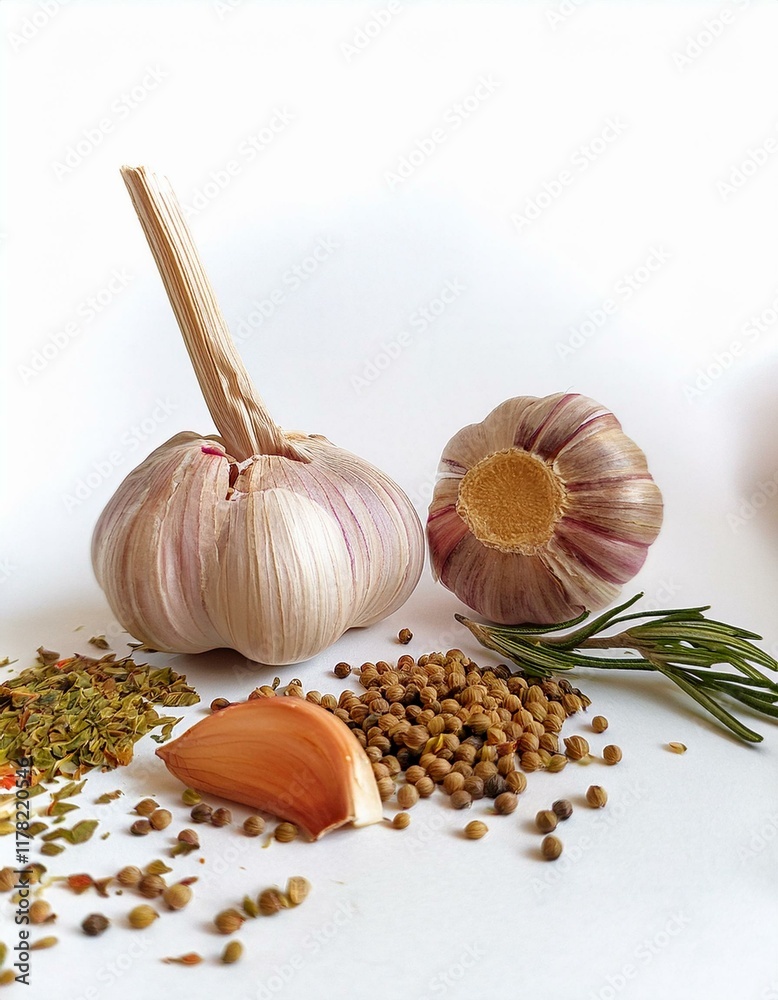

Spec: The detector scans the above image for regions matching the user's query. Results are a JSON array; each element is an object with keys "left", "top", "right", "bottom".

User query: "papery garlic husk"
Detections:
[
  {"left": 427, "top": 393, "right": 663, "bottom": 623},
  {"left": 156, "top": 698, "right": 382, "bottom": 839},
  {"left": 92, "top": 167, "right": 424, "bottom": 664}
]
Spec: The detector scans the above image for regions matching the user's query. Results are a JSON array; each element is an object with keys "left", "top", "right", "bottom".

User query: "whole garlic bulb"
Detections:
[
  {"left": 427, "top": 393, "right": 663, "bottom": 624},
  {"left": 92, "top": 167, "right": 424, "bottom": 665}
]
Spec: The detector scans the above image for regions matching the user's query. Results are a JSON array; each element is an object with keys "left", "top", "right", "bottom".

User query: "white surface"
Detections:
[{"left": 2, "top": 2, "right": 778, "bottom": 998}]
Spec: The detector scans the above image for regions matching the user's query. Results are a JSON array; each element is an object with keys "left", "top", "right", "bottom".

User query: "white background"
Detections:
[{"left": 2, "top": 2, "right": 778, "bottom": 998}]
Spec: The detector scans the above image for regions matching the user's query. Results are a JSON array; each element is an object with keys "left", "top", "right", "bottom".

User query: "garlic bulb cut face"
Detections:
[
  {"left": 427, "top": 393, "right": 663, "bottom": 624},
  {"left": 91, "top": 167, "right": 424, "bottom": 665},
  {"left": 156, "top": 698, "right": 383, "bottom": 839}
]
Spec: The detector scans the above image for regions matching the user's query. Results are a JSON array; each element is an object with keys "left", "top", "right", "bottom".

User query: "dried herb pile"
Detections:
[{"left": 0, "top": 650, "right": 199, "bottom": 786}]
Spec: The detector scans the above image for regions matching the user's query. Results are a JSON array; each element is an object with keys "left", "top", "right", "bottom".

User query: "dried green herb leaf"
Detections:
[
  {"left": 88, "top": 636, "right": 110, "bottom": 650},
  {"left": 41, "top": 819, "right": 98, "bottom": 845},
  {"left": 144, "top": 859, "right": 172, "bottom": 875},
  {"left": 40, "top": 842, "right": 64, "bottom": 856},
  {"left": 0, "top": 941, "right": 6, "bottom": 964},
  {"left": 50, "top": 801, "right": 79, "bottom": 818},
  {"left": 36, "top": 648, "right": 60, "bottom": 665},
  {"left": 27, "top": 821, "right": 48, "bottom": 837},
  {"left": 95, "top": 790, "right": 123, "bottom": 804}
]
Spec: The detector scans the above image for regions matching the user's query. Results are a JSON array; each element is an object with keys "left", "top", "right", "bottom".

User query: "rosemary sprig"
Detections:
[{"left": 456, "top": 593, "right": 778, "bottom": 744}]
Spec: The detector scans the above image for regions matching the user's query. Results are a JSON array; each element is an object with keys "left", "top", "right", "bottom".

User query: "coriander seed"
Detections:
[
  {"left": 177, "top": 828, "right": 200, "bottom": 847},
  {"left": 541, "top": 835, "right": 563, "bottom": 860},
  {"left": 149, "top": 808, "right": 172, "bottom": 831},
  {"left": 564, "top": 735, "right": 590, "bottom": 761},
  {"left": 450, "top": 789, "right": 473, "bottom": 810},
  {"left": 483, "top": 774, "right": 507, "bottom": 799},
  {"left": 214, "top": 909, "right": 245, "bottom": 934},
  {"left": 0, "top": 867, "right": 18, "bottom": 892},
  {"left": 535, "top": 810, "right": 558, "bottom": 834},
  {"left": 134, "top": 797, "right": 158, "bottom": 817},
  {"left": 397, "top": 784, "right": 419, "bottom": 809},
  {"left": 29, "top": 900, "right": 54, "bottom": 924},
  {"left": 221, "top": 940, "right": 243, "bottom": 965},
  {"left": 415, "top": 776, "right": 435, "bottom": 798},
  {"left": 163, "top": 883, "right": 193, "bottom": 911},
  {"left": 286, "top": 876, "right": 311, "bottom": 906},
  {"left": 551, "top": 799, "right": 573, "bottom": 821},
  {"left": 138, "top": 874, "right": 166, "bottom": 899},
  {"left": 190, "top": 803, "right": 213, "bottom": 823},
  {"left": 377, "top": 776, "right": 395, "bottom": 800},
  {"left": 211, "top": 697, "right": 231, "bottom": 711},
  {"left": 258, "top": 888, "right": 286, "bottom": 916},
  {"left": 443, "top": 772, "right": 466, "bottom": 796},
  {"left": 392, "top": 812, "right": 411, "bottom": 830},
  {"left": 547, "top": 754, "right": 568, "bottom": 772},
  {"left": 242, "top": 895, "right": 260, "bottom": 918},
  {"left": 181, "top": 787, "right": 202, "bottom": 806},
  {"left": 505, "top": 771, "right": 527, "bottom": 795},
  {"left": 130, "top": 819, "right": 151, "bottom": 836},
  {"left": 494, "top": 792, "right": 518, "bottom": 815},
  {"left": 275, "top": 821, "right": 298, "bottom": 843},
  {"left": 211, "top": 807, "right": 232, "bottom": 827},
  {"left": 334, "top": 662, "right": 352, "bottom": 679},
  {"left": 117, "top": 865, "right": 142, "bottom": 887},
  {"left": 0, "top": 970, "right": 15, "bottom": 986},
  {"left": 82, "top": 913, "right": 110, "bottom": 937},
  {"left": 591, "top": 716, "right": 608, "bottom": 733},
  {"left": 586, "top": 785, "right": 608, "bottom": 808},
  {"left": 668, "top": 742, "right": 687, "bottom": 754},
  {"left": 243, "top": 815, "right": 265, "bottom": 837},
  {"left": 464, "top": 820, "right": 488, "bottom": 840},
  {"left": 398, "top": 628, "right": 413, "bottom": 644},
  {"left": 603, "top": 745, "right": 622, "bottom": 765},
  {"left": 128, "top": 904, "right": 158, "bottom": 929}
]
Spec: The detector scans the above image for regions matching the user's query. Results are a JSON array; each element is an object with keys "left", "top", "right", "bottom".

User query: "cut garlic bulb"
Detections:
[
  {"left": 91, "top": 167, "right": 424, "bottom": 664},
  {"left": 427, "top": 393, "right": 663, "bottom": 623},
  {"left": 156, "top": 698, "right": 382, "bottom": 839}
]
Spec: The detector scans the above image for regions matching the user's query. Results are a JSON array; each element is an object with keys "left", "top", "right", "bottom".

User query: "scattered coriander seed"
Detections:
[
  {"left": 397, "top": 784, "right": 419, "bottom": 810},
  {"left": 494, "top": 792, "right": 518, "bottom": 815},
  {"left": 668, "top": 742, "right": 687, "bottom": 754},
  {"left": 551, "top": 799, "right": 573, "bottom": 821},
  {"left": 415, "top": 776, "right": 435, "bottom": 798},
  {"left": 181, "top": 788, "right": 202, "bottom": 806},
  {"left": 258, "top": 888, "right": 286, "bottom": 916},
  {"left": 242, "top": 895, "right": 260, "bottom": 918},
  {"left": 82, "top": 913, "right": 110, "bottom": 937},
  {"left": 117, "top": 865, "right": 143, "bottom": 887},
  {"left": 149, "top": 808, "right": 172, "bottom": 831},
  {"left": 450, "top": 789, "right": 473, "bottom": 810},
  {"left": 210, "top": 697, "right": 231, "bottom": 711},
  {"left": 334, "top": 662, "right": 352, "bottom": 679},
  {"left": 134, "top": 798, "right": 158, "bottom": 817},
  {"left": 221, "top": 940, "right": 243, "bottom": 965},
  {"left": 128, "top": 905, "right": 158, "bottom": 929},
  {"left": 163, "top": 883, "right": 193, "bottom": 911},
  {"left": 520, "top": 751, "right": 543, "bottom": 772},
  {"left": 274, "top": 821, "right": 298, "bottom": 843},
  {"left": 0, "top": 970, "right": 15, "bottom": 986},
  {"left": 190, "top": 803, "right": 213, "bottom": 823},
  {"left": 29, "top": 900, "right": 54, "bottom": 924},
  {"left": 443, "top": 772, "right": 466, "bottom": 796},
  {"left": 214, "top": 909, "right": 245, "bottom": 934},
  {"left": 243, "top": 815, "right": 265, "bottom": 837},
  {"left": 547, "top": 754, "right": 568, "bottom": 772},
  {"left": 130, "top": 819, "right": 151, "bottom": 836},
  {"left": 398, "top": 628, "right": 413, "bottom": 645},
  {"left": 541, "top": 835, "right": 563, "bottom": 860},
  {"left": 177, "top": 828, "right": 200, "bottom": 848},
  {"left": 535, "top": 810, "right": 558, "bottom": 834},
  {"left": 29, "top": 936, "right": 58, "bottom": 951},
  {"left": 504, "top": 771, "right": 527, "bottom": 795},
  {"left": 376, "top": 776, "right": 395, "bottom": 801},
  {"left": 591, "top": 716, "right": 609, "bottom": 733},
  {"left": 586, "top": 785, "right": 608, "bottom": 808},
  {"left": 392, "top": 812, "right": 411, "bottom": 830},
  {"left": 286, "top": 876, "right": 311, "bottom": 906},
  {"left": 163, "top": 953, "right": 203, "bottom": 966},
  {"left": 483, "top": 774, "right": 507, "bottom": 799},
  {"left": 145, "top": 859, "right": 173, "bottom": 876},
  {"left": 564, "top": 735, "right": 590, "bottom": 760},
  {"left": 211, "top": 807, "right": 232, "bottom": 828},
  {"left": 0, "top": 867, "right": 18, "bottom": 892},
  {"left": 404, "top": 765, "right": 426, "bottom": 785},
  {"left": 462, "top": 776, "right": 485, "bottom": 800},
  {"left": 603, "top": 745, "right": 622, "bottom": 765},
  {"left": 138, "top": 874, "right": 167, "bottom": 899},
  {"left": 464, "top": 820, "right": 488, "bottom": 840}
]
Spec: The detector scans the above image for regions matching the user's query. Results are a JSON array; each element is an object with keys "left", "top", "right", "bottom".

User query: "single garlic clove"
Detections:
[
  {"left": 427, "top": 392, "right": 663, "bottom": 623},
  {"left": 155, "top": 698, "right": 382, "bottom": 839}
]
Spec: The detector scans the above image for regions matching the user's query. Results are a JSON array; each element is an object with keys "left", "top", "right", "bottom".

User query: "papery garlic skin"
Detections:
[
  {"left": 427, "top": 393, "right": 663, "bottom": 624},
  {"left": 92, "top": 431, "right": 423, "bottom": 665},
  {"left": 156, "top": 698, "right": 383, "bottom": 839}
]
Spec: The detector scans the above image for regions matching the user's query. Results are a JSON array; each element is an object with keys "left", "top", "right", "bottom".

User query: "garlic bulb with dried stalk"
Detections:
[
  {"left": 156, "top": 698, "right": 382, "bottom": 838},
  {"left": 427, "top": 393, "right": 663, "bottom": 623},
  {"left": 92, "top": 166, "right": 424, "bottom": 664}
]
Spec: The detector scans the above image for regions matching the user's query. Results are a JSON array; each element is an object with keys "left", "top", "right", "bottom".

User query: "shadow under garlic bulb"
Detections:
[{"left": 427, "top": 392, "right": 663, "bottom": 624}]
